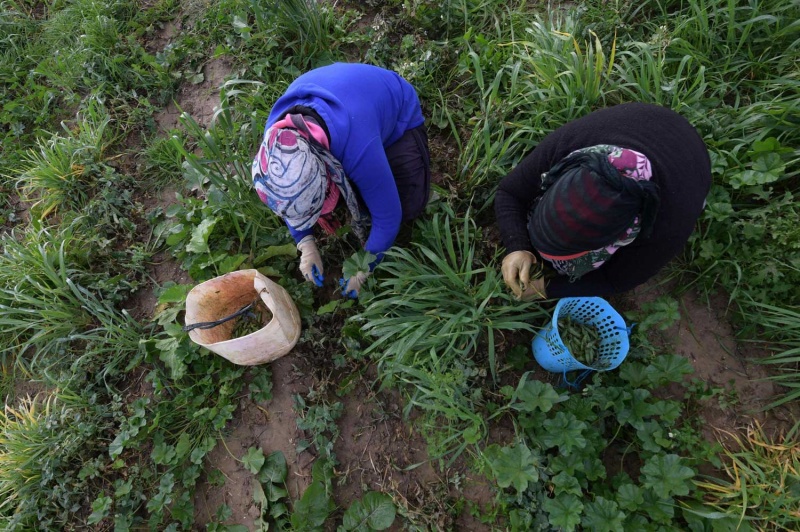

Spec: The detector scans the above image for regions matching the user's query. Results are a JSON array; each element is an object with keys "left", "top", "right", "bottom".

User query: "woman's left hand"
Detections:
[{"left": 340, "top": 271, "right": 370, "bottom": 299}]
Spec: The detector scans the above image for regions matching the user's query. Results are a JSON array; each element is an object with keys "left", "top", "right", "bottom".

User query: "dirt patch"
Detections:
[
  {"left": 145, "top": 21, "right": 177, "bottom": 54},
  {"left": 427, "top": 126, "right": 460, "bottom": 189},
  {"left": 619, "top": 279, "right": 792, "bottom": 445},
  {"left": 10, "top": 379, "right": 48, "bottom": 403},
  {"left": 192, "top": 351, "right": 498, "bottom": 530},
  {"left": 193, "top": 355, "right": 312, "bottom": 527},
  {"left": 155, "top": 58, "right": 234, "bottom": 133},
  {"left": 123, "top": 185, "right": 187, "bottom": 321}
]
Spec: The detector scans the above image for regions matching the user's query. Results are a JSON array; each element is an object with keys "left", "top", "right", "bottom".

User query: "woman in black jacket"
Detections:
[{"left": 495, "top": 103, "right": 711, "bottom": 299}]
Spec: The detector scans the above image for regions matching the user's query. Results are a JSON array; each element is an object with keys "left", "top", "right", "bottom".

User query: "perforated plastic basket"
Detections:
[{"left": 532, "top": 297, "right": 630, "bottom": 373}]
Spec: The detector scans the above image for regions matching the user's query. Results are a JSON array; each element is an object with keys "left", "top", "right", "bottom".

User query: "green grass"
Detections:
[
  {"left": 15, "top": 100, "right": 115, "bottom": 217},
  {"left": 0, "top": 0, "right": 799, "bottom": 528},
  {"left": 695, "top": 422, "right": 800, "bottom": 531},
  {"left": 0, "top": 389, "right": 117, "bottom": 528},
  {"left": 354, "top": 206, "right": 549, "bottom": 460}
]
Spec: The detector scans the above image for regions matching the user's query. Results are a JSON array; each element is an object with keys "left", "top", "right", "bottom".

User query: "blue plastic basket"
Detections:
[{"left": 532, "top": 297, "right": 630, "bottom": 373}]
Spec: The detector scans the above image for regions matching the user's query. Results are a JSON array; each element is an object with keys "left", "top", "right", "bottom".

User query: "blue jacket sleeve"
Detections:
[
  {"left": 347, "top": 136, "right": 402, "bottom": 259},
  {"left": 287, "top": 223, "right": 312, "bottom": 243}
]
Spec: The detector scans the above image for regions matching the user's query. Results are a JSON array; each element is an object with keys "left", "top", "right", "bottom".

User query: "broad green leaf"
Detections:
[
  {"left": 753, "top": 152, "right": 784, "bottom": 173},
  {"left": 640, "top": 489, "right": 676, "bottom": 522},
  {"left": 649, "top": 399, "right": 682, "bottom": 423},
  {"left": 175, "top": 432, "right": 193, "bottom": 460},
  {"left": 583, "top": 456, "right": 606, "bottom": 482},
  {"left": 512, "top": 377, "right": 566, "bottom": 413},
  {"left": 483, "top": 443, "right": 540, "bottom": 494},
  {"left": 316, "top": 300, "right": 340, "bottom": 315},
  {"left": 158, "top": 283, "right": 192, "bottom": 304},
  {"left": 541, "top": 412, "right": 587, "bottom": 453},
  {"left": 581, "top": 497, "right": 625, "bottom": 532},
  {"left": 342, "top": 251, "right": 377, "bottom": 278},
  {"left": 616, "top": 388, "right": 654, "bottom": 430},
  {"left": 616, "top": 484, "right": 644, "bottom": 511},
  {"left": 649, "top": 354, "right": 694, "bottom": 385},
  {"left": 638, "top": 297, "right": 680, "bottom": 332},
  {"left": 259, "top": 451, "right": 288, "bottom": 486},
  {"left": 729, "top": 152, "right": 785, "bottom": 189},
  {"left": 190, "top": 435, "right": 217, "bottom": 464},
  {"left": 218, "top": 253, "right": 248, "bottom": 274},
  {"left": 108, "top": 430, "right": 128, "bottom": 459},
  {"left": 752, "top": 137, "right": 781, "bottom": 153},
  {"left": 156, "top": 336, "right": 189, "bottom": 380},
  {"left": 249, "top": 369, "right": 273, "bottom": 403},
  {"left": 254, "top": 243, "right": 297, "bottom": 265},
  {"left": 641, "top": 454, "right": 695, "bottom": 498},
  {"left": 637, "top": 420, "right": 672, "bottom": 453},
  {"left": 186, "top": 216, "right": 218, "bottom": 254},
  {"left": 341, "top": 491, "right": 396, "bottom": 530},
  {"left": 291, "top": 480, "right": 332, "bottom": 530},
  {"left": 543, "top": 494, "right": 583, "bottom": 531},
  {"left": 505, "top": 344, "right": 532, "bottom": 371},
  {"left": 151, "top": 439, "right": 177, "bottom": 465},
  {"left": 242, "top": 447, "right": 265, "bottom": 474},
  {"left": 87, "top": 495, "right": 112, "bottom": 525},
  {"left": 619, "top": 362, "right": 653, "bottom": 388},
  {"left": 552, "top": 471, "right": 582, "bottom": 497},
  {"left": 253, "top": 478, "right": 269, "bottom": 532}
]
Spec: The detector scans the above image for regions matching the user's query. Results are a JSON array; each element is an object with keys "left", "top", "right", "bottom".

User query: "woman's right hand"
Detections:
[
  {"left": 297, "top": 236, "right": 324, "bottom": 287},
  {"left": 501, "top": 250, "right": 538, "bottom": 299}
]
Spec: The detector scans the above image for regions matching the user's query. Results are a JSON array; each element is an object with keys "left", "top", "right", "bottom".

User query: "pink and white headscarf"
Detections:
[{"left": 252, "top": 113, "right": 368, "bottom": 242}]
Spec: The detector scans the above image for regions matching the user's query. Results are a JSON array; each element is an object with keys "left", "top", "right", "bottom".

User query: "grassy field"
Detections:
[{"left": 1, "top": 0, "right": 799, "bottom": 529}]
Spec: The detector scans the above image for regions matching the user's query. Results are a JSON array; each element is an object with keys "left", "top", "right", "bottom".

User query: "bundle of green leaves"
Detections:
[{"left": 558, "top": 318, "right": 601, "bottom": 367}]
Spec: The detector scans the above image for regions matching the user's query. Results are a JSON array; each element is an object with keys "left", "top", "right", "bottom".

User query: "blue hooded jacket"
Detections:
[{"left": 266, "top": 63, "right": 425, "bottom": 256}]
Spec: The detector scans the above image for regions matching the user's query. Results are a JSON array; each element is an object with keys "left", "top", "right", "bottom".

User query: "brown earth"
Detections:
[{"left": 617, "top": 279, "right": 796, "bottom": 444}]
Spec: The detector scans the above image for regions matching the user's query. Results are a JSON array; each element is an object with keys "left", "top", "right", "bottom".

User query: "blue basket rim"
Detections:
[{"left": 541, "top": 296, "right": 629, "bottom": 372}]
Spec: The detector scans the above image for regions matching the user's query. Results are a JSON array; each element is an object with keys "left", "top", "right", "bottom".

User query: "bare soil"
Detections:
[
  {"left": 155, "top": 57, "right": 233, "bottom": 133},
  {"left": 617, "top": 279, "right": 796, "bottom": 444}
]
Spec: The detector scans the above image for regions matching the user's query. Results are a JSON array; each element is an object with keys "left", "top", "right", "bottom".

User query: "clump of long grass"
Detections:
[
  {"left": 250, "top": 0, "right": 334, "bottom": 60},
  {"left": 139, "top": 130, "right": 187, "bottom": 186},
  {"left": 353, "top": 206, "right": 548, "bottom": 460},
  {"left": 0, "top": 390, "right": 114, "bottom": 528},
  {"left": 696, "top": 422, "right": 800, "bottom": 531},
  {"left": 454, "top": 12, "right": 617, "bottom": 196},
  {"left": 15, "top": 100, "right": 115, "bottom": 218},
  {"left": 173, "top": 86, "right": 283, "bottom": 246},
  {"left": 0, "top": 225, "right": 146, "bottom": 382},
  {"left": 741, "top": 301, "right": 800, "bottom": 435}
]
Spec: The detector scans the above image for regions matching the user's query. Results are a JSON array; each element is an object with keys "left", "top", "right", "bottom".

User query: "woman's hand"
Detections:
[
  {"left": 501, "top": 250, "right": 538, "bottom": 298},
  {"left": 297, "top": 236, "right": 324, "bottom": 287},
  {"left": 340, "top": 271, "right": 369, "bottom": 299},
  {"left": 519, "top": 277, "right": 547, "bottom": 300}
]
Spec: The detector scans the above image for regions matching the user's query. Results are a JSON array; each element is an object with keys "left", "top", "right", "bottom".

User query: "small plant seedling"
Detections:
[{"left": 342, "top": 251, "right": 376, "bottom": 278}]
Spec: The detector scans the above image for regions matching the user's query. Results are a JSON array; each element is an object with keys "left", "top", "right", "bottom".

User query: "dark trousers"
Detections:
[{"left": 386, "top": 125, "right": 431, "bottom": 222}]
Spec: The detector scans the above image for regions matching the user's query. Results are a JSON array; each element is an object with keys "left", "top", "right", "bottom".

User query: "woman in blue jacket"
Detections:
[{"left": 252, "top": 63, "right": 430, "bottom": 298}]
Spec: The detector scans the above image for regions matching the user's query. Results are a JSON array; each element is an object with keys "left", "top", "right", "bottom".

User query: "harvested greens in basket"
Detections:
[
  {"left": 231, "top": 298, "right": 272, "bottom": 338},
  {"left": 558, "top": 317, "right": 601, "bottom": 366}
]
